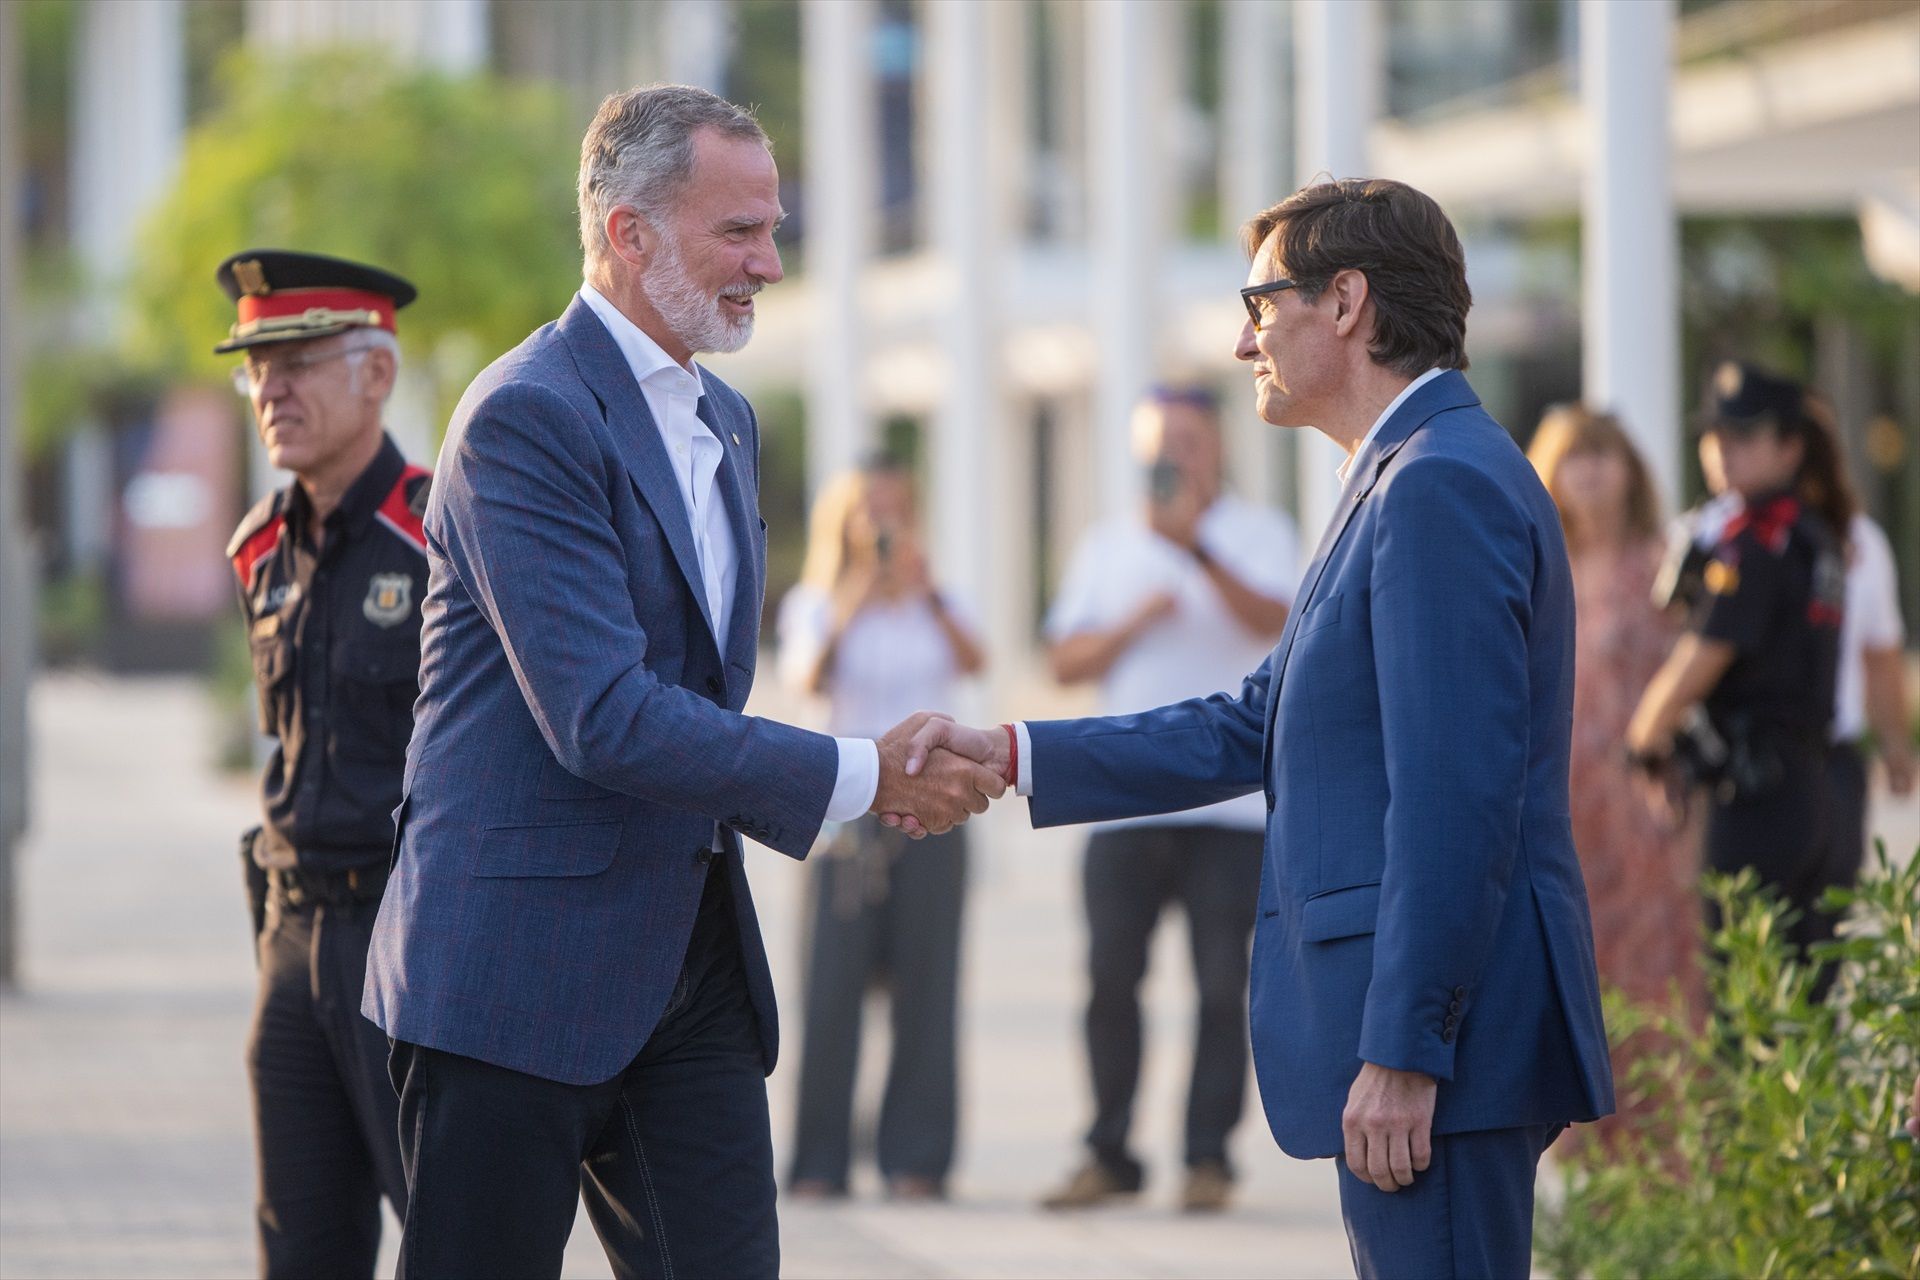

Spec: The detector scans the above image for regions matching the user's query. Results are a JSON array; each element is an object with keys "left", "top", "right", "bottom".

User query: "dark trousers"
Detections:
[
  {"left": 389, "top": 864, "right": 777, "bottom": 1280},
  {"left": 789, "top": 819, "right": 967, "bottom": 1190},
  {"left": 1336, "top": 1123, "right": 1563, "bottom": 1280},
  {"left": 1082, "top": 824, "right": 1263, "bottom": 1182},
  {"left": 248, "top": 886, "right": 408, "bottom": 1278},
  {"left": 1820, "top": 741, "right": 1869, "bottom": 899},
  {"left": 1705, "top": 742, "right": 1834, "bottom": 958}
]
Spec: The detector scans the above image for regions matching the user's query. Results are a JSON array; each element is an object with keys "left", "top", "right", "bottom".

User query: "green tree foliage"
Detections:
[
  {"left": 1539, "top": 850, "right": 1920, "bottom": 1279},
  {"left": 129, "top": 48, "right": 583, "bottom": 421}
]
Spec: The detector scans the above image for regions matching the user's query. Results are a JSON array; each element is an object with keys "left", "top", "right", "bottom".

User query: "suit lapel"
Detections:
[
  {"left": 559, "top": 296, "right": 720, "bottom": 648},
  {"left": 696, "top": 389, "right": 761, "bottom": 676},
  {"left": 1258, "top": 371, "right": 1482, "bottom": 772}
]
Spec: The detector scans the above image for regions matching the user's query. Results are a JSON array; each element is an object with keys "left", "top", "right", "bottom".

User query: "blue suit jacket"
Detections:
[
  {"left": 363, "top": 295, "right": 839, "bottom": 1085},
  {"left": 1028, "top": 371, "right": 1614, "bottom": 1157}
]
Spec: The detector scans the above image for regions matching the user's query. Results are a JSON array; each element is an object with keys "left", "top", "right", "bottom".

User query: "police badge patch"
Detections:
[{"left": 363, "top": 573, "right": 413, "bottom": 627}]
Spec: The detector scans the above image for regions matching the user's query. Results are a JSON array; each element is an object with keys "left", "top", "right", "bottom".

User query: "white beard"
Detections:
[{"left": 644, "top": 235, "right": 755, "bottom": 356}]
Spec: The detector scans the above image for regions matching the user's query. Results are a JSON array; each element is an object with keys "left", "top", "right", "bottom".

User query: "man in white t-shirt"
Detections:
[
  {"left": 1037, "top": 386, "right": 1299, "bottom": 1214},
  {"left": 1825, "top": 511, "right": 1915, "bottom": 885}
]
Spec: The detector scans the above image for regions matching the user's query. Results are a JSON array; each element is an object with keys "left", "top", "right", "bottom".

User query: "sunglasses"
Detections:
[{"left": 1240, "top": 279, "right": 1301, "bottom": 333}]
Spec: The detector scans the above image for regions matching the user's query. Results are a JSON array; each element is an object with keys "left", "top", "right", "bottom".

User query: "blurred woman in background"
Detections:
[
  {"left": 1530, "top": 406, "right": 1703, "bottom": 1145},
  {"left": 777, "top": 454, "right": 985, "bottom": 1201}
]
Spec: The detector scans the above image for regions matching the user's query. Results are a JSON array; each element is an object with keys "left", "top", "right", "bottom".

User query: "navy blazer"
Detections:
[
  {"left": 1026, "top": 371, "right": 1614, "bottom": 1158},
  {"left": 363, "top": 295, "right": 839, "bottom": 1086}
]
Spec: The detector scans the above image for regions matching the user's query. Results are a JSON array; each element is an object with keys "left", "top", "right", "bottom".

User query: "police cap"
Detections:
[
  {"left": 1699, "top": 360, "right": 1810, "bottom": 438},
  {"left": 213, "top": 249, "right": 417, "bottom": 355}
]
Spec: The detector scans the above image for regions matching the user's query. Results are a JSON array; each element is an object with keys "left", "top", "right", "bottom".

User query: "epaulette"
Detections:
[
  {"left": 227, "top": 488, "right": 289, "bottom": 588},
  {"left": 375, "top": 465, "right": 432, "bottom": 556}
]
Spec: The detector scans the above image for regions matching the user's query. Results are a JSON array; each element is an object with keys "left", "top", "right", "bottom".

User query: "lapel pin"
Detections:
[{"left": 731, "top": 432, "right": 740, "bottom": 446}]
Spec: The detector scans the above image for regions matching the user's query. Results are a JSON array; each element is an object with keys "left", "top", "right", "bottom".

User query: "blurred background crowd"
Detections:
[{"left": 0, "top": 0, "right": 1915, "bottom": 1275}]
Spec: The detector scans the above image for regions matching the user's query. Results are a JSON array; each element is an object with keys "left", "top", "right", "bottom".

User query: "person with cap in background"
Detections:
[
  {"left": 1627, "top": 361, "right": 1852, "bottom": 980},
  {"left": 219, "top": 249, "right": 426, "bottom": 1276}
]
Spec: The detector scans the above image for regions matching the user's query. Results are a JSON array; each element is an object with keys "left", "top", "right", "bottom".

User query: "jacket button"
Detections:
[
  {"left": 1454, "top": 986, "right": 1467, "bottom": 998},
  {"left": 1441, "top": 1027, "right": 1456, "bottom": 1043},
  {"left": 695, "top": 848, "right": 712, "bottom": 865},
  {"left": 706, "top": 675, "right": 723, "bottom": 694},
  {"left": 1448, "top": 999, "right": 1462, "bottom": 1014},
  {"left": 1265, "top": 794, "right": 1275, "bottom": 813}
]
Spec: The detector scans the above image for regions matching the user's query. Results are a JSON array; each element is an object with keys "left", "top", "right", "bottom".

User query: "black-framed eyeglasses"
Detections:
[{"left": 1240, "top": 278, "right": 1300, "bottom": 332}]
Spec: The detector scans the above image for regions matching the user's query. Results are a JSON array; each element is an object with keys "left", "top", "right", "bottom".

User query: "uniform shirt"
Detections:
[
  {"left": 577, "top": 285, "right": 877, "bottom": 823},
  {"left": 776, "top": 584, "right": 978, "bottom": 739},
  {"left": 1044, "top": 494, "right": 1300, "bottom": 831},
  {"left": 1834, "top": 512, "right": 1906, "bottom": 744},
  {"left": 1689, "top": 491, "right": 1845, "bottom": 747},
  {"left": 228, "top": 433, "right": 430, "bottom": 871}
]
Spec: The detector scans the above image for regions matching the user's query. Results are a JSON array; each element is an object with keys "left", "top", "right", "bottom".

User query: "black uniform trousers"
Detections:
[
  {"left": 389, "top": 861, "right": 778, "bottom": 1280},
  {"left": 1704, "top": 738, "right": 1839, "bottom": 985},
  {"left": 248, "top": 879, "right": 408, "bottom": 1278},
  {"left": 1081, "top": 824, "right": 1263, "bottom": 1183},
  {"left": 788, "top": 819, "right": 968, "bottom": 1191}
]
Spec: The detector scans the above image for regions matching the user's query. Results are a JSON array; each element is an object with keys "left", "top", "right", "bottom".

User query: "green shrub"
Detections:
[{"left": 1538, "top": 847, "right": 1920, "bottom": 1280}]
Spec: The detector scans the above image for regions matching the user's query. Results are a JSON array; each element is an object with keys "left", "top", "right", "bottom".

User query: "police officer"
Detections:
[
  {"left": 1627, "top": 361, "right": 1852, "bottom": 968},
  {"left": 219, "top": 250, "right": 425, "bottom": 1277}
]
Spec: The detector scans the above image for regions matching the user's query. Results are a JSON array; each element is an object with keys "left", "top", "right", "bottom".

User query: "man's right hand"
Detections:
[{"left": 870, "top": 712, "right": 1006, "bottom": 837}]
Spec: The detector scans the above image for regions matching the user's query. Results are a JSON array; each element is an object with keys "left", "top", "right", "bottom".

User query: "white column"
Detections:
[
  {"left": 664, "top": 0, "right": 731, "bottom": 92},
  {"left": 926, "top": 0, "right": 1009, "bottom": 701},
  {"left": 1581, "top": 0, "right": 1678, "bottom": 510},
  {"left": 1087, "top": 0, "right": 1168, "bottom": 519},
  {"left": 249, "top": 0, "right": 489, "bottom": 71},
  {"left": 801, "top": 0, "right": 877, "bottom": 496},
  {"left": 1293, "top": 0, "right": 1379, "bottom": 548},
  {"left": 72, "top": 0, "right": 185, "bottom": 327},
  {"left": 1222, "top": 0, "right": 1287, "bottom": 511}
]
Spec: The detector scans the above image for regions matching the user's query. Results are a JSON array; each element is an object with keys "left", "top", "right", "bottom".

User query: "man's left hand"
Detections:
[{"left": 1342, "top": 1062, "right": 1437, "bottom": 1192}]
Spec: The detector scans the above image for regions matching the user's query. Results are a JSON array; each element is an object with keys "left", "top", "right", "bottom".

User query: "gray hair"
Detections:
[
  {"left": 343, "top": 328, "right": 400, "bottom": 403},
  {"left": 577, "top": 84, "right": 770, "bottom": 281}
]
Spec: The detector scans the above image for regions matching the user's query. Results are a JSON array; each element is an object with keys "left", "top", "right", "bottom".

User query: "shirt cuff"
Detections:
[
  {"left": 826, "top": 736, "right": 880, "bottom": 821},
  {"left": 1014, "top": 721, "right": 1034, "bottom": 797}
]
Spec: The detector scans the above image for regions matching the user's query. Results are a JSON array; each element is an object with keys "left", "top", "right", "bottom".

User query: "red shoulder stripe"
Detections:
[
  {"left": 231, "top": 516, "right": 284, "bottom": 587},
  {"left": 375, "top": 465, "right": 431, "bottom": 555}
]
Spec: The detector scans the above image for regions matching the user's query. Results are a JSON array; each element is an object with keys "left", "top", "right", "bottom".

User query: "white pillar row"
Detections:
[
  {"left": 1087, "top": 0, "right": 1169, "bottom": 520},
  {"left": 1293, "top": 0, "right": 1380, "bottom": 548},
  {"left": 663, "top": 0, "right": 732, "bottom": 93},
  {"left": 247, "top": 0, "right": 489, "bottom": 72},
  {"left": 72, "top": 0, "right": 185, "bottom": 330},
  {"left": 1580, "top": 0, "right": 1679, "bottom": 510},
  {"left": 800, "top": 0, "right": 877, "bottom": 498},
  {"left": 925, "top": 0, "right": 1011, "bottom": 706}
]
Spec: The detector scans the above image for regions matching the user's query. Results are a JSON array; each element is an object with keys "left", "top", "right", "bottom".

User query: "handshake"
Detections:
[{"left": 868, "top": 712, "right": 1011, "bottom": 837}]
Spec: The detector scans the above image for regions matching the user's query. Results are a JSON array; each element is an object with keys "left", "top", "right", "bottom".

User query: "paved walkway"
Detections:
[{"left": 1, "top": 675, "right": 1352, "bottom": 1278}]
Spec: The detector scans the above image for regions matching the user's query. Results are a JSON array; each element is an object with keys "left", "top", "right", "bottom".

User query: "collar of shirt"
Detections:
[
  {"left": 1336, "top": 367, "right": 1447, "bottom": 483},
  {"left": 285, "top": 432, "right": 405, "bottom": 545},
  {"left": 579, "top": 282, "right": 706, "bottom": 406}
]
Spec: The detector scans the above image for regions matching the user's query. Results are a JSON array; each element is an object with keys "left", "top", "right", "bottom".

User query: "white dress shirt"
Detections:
[
  {"left": 1016, "top": 367, "right": 1445, "bottom": 799},
  {"left": 579, "top": 285, "right": 878, "bottom": 823}
]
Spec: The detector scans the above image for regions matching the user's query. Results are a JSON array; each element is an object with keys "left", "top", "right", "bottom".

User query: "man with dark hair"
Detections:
[
  {"left": 1036, "top": 386, "right": 1298, "bottom": 1214},
  {"left": 903, "top": 178, "right": 1614, "bottom": 1278}
]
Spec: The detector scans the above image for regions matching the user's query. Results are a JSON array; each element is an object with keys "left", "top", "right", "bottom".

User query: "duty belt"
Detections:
[{"left": 269, "top": 862, "right": 390, "bottom": 909}]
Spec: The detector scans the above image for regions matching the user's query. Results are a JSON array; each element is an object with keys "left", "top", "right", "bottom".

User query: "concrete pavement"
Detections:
[{"left": 0, "top": 674, "right": 1352, "bottom": 1278}]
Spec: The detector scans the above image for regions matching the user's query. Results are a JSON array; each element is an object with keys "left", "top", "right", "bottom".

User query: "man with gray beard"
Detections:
[{"left": 361, "top": 85, "right": 1001, "bottom": 1277}]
